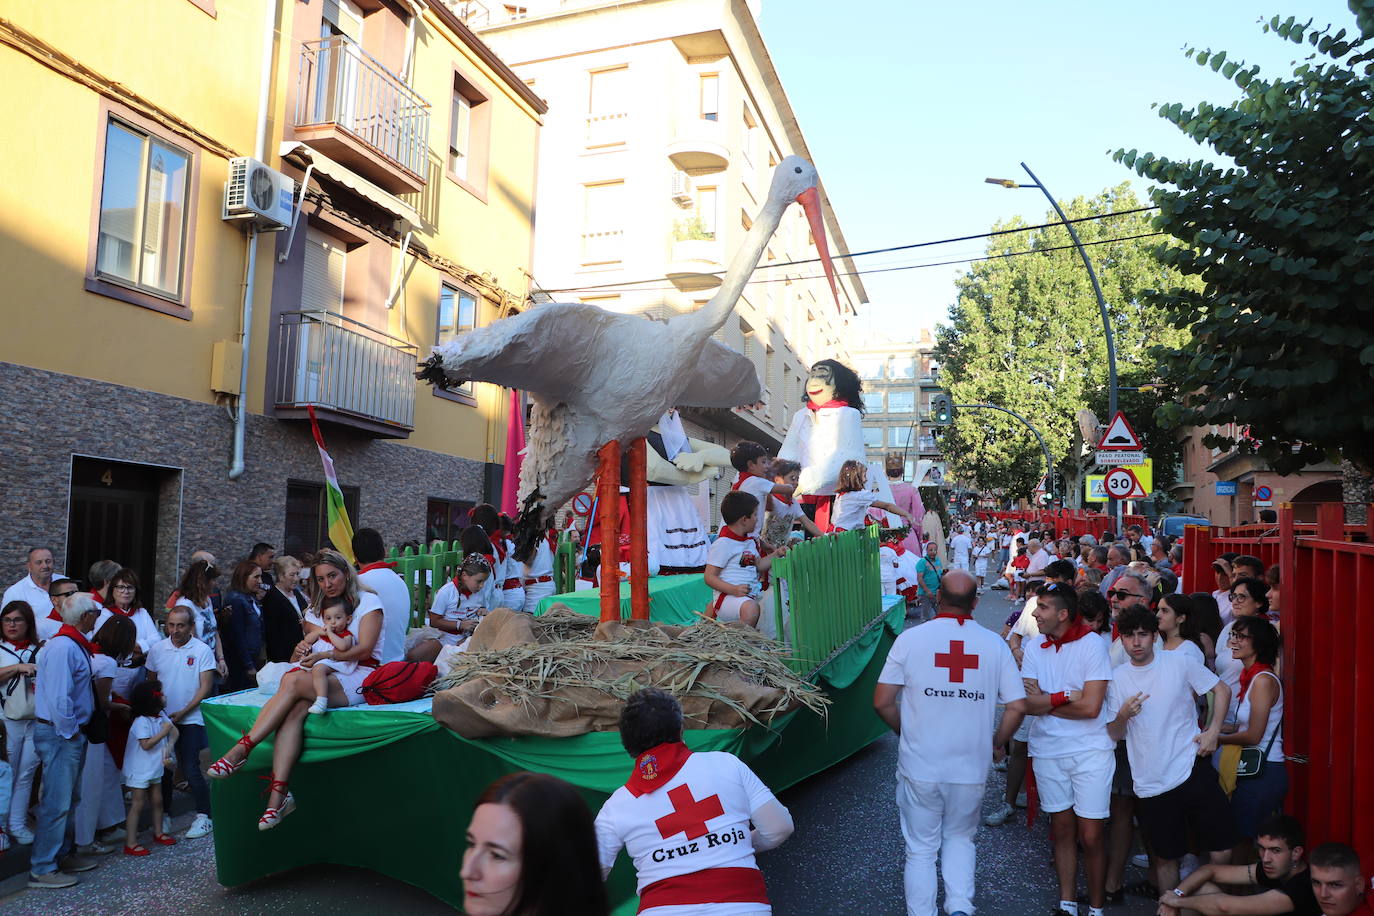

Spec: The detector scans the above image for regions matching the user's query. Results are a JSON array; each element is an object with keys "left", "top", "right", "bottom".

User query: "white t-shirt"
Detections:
[
  {"left": 830, "top": 490, "right": 877, "bottom": 531},
  {"left": 124, "top": 713, "right": 172, "bottom": 785},
  {"left": 358, "top": 567, "right": 411, "bottom": 665},
  {"left": 879, "top": 545, "right": 899, "bottom": 597},
  {"left": 1011, "top": 598, "right": 1040, "bottom": 641},
  {"left": 878, "top": 617, "right": 1026, "bottom": 784},
  {"left": 1163, "top": 638, "right": 1206, "bottom": 669},
  {"left": 1106, "top": 649, "right": 1219, "bottom": 797},
  {"left": 145, "top": 636, "right": 217, "bottom": 726},
  {"left": 733, "top": 474, "right": 776, "bottom": 540},
  {"left": 705, "top": 533, "right": 762, "bottom": 597},
  {"left": 1214, "top": 620, "right": 1244, "bottom": 715},
  {"left": 949, "top": 533, "right": 972, "bottom": 568},
  {"left": 2, "top": 576, "right": 55, "bottom": 622},
  {"left": 176, "top": 597, "right": 220, "bottom": 656},
  {"left": 429, "top": 579, "right": 490, "bottom": 647},
  {"left": 1213, "top": 589, "right": 1234, "bottom": 625},
  {"left": 1026, "top": 548, "right": 1052, "bottom": 579},
  {"left": 304, "top": 594, "right": 384, "bottom": 663},
  {"left": 1020, "top": 631, "right": 1114, "bottom": 758},
  {"left": 596, "top": 751, "right": 778, "bottom": 911}
]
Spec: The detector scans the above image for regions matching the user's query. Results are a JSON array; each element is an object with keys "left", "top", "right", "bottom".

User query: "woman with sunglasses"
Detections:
[
  {"left": 1217, "top": 615, "right": 1285, "bottom": 852},
  {"left": 1214, "top": 578, "right": 1270, "bottom": 716},
  {"left": 0, "top": 600, "right": 40, "bottom": 845}
]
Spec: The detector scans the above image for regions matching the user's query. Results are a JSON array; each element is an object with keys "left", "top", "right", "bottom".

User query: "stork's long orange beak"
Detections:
[{"left": 795, "top": 185, "right": 841, "bottom": 314}]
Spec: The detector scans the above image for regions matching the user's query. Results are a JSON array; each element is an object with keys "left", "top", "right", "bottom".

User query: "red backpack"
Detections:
[{"left": 359, "top": 661, "right": 438, "bottom": 706}]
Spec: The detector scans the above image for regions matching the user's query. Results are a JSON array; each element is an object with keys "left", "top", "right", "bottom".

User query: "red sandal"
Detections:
[
  {"left": 153, "top": 833, "right": 177, "bottom": 846},
  {"left": 208, "top": 733, "right": 257, "bottom": 779},
  {"left": 124, "top": 844, "right": 151, "bottom": 856},
  {"left": 257, "top": 775, "right": 296, "bottom": 832}
]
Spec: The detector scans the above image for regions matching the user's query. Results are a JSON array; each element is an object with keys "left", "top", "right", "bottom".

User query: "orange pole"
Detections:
[
  {"left": 597, "top": 440, "right": 622, "bottom": 622},
  {"left": 628, "top": 438, "right": 650, "bottom": 620}
]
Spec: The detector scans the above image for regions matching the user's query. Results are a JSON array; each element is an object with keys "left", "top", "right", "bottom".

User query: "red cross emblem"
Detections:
[
  {"left": 935, "top": 640, "right": 979, "bottom": 683},
  {"left": 654, "top": 784, "right": 725, "bottom": 840}
]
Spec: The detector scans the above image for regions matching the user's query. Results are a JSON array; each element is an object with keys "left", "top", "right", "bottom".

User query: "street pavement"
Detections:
[{"left": 0, "top": 586, "right": 1161, "bottom": 915}]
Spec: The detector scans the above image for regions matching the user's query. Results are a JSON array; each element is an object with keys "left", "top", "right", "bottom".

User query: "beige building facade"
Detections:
[{"left": 849, "top": 329, "right": 945, "bottom": 485}]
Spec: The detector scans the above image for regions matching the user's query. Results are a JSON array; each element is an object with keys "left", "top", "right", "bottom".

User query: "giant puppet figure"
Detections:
[
  {"left": 777, "top": 359, "right": 866, "bottom": 532},
  {"left": 884, "top": 453, "right": 925, "bottom": 553}
]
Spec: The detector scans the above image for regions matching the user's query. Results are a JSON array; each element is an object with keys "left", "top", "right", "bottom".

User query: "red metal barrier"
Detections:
[{"left": 1184, "top": 504, "right": 1374, "bottom": 868}]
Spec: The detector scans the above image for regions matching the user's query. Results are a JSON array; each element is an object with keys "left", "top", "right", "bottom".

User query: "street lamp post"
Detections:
[
  {"left": 950, "top": 402, "right": 1056, "bottom": 504},
  {"left": 986, "top": 164, "right": 1121, "bottom": 531}
]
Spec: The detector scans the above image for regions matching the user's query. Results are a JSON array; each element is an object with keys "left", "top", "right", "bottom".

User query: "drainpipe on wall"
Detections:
[{"left": 230, "top": 0, "right": 281, "bottom": 480}]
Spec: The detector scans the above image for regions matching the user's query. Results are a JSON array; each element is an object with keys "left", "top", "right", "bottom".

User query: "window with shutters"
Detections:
[
  {"left": 301, "top": 228, "right": 347, "bottom": 314},
  {"left": 582, "top": 181, "right": 625, "bottom": 264},
  {"left": 87, "top": 105, "right": 196, "bottom": 317},
  {"left": 863, "top": 427, "right": 883, "bottom": 449},
  {"left": 699, "top": 73, "right": 719, "bottom": 121},
  {"left": 285, "top": 480, "right": 360, "bottom": 560},
  {"left": 887, "top": 391, "right": 915, "bottom": 413},
  {"left": 587, "top": 66, "right": 629, "bottom": 147},
  {"left": 447, "top": 69, "right": 491, "bottom": 197}
]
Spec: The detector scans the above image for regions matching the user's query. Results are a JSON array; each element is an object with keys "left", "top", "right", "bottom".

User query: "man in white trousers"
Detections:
[{"left": 874, "top": 570, "right": 1028, "bottom": 916}]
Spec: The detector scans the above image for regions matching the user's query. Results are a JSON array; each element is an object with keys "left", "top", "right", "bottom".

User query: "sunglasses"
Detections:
[
  {"left": 54, "top": 591, "right": 79, "bottom": 599},
  {"left": 1108, "top": 589, "right": 1143, "bottom": 600}
]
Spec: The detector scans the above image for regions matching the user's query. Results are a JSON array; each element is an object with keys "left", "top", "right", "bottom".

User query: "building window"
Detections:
[
  {"left": 427, "top": 497, "right": 475, "bottom": 544},
  {"left": 437, "top": 282, "right": 479, "bottom": 398},
  {"left": 582, "top": 180, "right": 626, "bottom": 264},
  {"left": 869, "top": 391, "right": 884, "bottom": 413},
  {"left": 587, "top": 66, "right": 629, "bottom": 146},
  {"left": 858, "top": 359, "right": 884, "bottom": 381},
  {"left": 94, "top": 117, "right": 192, "bottom": 302},
  {"left": 888, "top": 426, "right": 910, "bottom": 448},
  {"left": 887, "top": 391, "right": 915, "bottom": 413},
  {"left": 284, "top": 480, "right": 360, "bottom": 560},
  {"left": 699, "top": 73, "right": 719, "bottom": 121},
  {"left": 447, "top": 71, "right": 491, "bottom": 197},
  {"left": 863, "top": 427, "right": 883, "bottom": 449},
  {"left": 302, "top": 227, "right": 347, "bottom": 313},
  {"left": 891, "top": 358, "right": 916, "bottom": 379},
  {"left": 694, "top": 185, "right": 718, "bottom": 240}
]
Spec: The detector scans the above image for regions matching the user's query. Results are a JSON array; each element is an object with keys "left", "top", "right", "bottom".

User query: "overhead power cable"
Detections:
[
  {"left": 536, "top": 205, "right": 1160, "bottom": 295},
  {"left": 540, "top": 230, "right": 1169, "bottom": 297}
]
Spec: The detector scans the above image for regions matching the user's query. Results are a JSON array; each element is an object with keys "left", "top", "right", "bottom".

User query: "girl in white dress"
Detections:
[
  {"left": 972, "top": 535, "right": 994, "bottom": 588},
  {"left": 122, "top": 680, "right": 177, "bottom": 856},
  {"left": 830, "top": 461, "right": 913, "bottom": 532},
  {"left": 305, "top": 598, "right": 357, "bottom": 715}
]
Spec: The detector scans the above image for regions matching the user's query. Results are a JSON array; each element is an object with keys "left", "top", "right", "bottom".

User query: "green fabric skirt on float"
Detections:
[{"left": 203, "top": 595, "right": 904, "bottom": 914}]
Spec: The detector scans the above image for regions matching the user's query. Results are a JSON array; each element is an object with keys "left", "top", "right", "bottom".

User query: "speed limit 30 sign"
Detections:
[{"left": 1104, "top": 467, "right": 1141, "bottom": 500}]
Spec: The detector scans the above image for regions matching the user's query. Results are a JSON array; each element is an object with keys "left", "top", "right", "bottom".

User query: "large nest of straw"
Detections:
[{"left": 428, "top": 606, "right": 827, "bottom": 739}]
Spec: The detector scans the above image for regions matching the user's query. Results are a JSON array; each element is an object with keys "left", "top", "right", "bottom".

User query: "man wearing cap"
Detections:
[{"left": 874, "top": 570, "right": 1027, "bottom": 916}]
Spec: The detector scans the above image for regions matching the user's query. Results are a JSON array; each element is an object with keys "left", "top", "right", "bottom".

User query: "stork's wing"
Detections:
[
  {"left": 425, "top": 302, "right": 615, "bottom": 391},
  {"left": 674, "top": 339, "right": 762, "bottom": 407}
]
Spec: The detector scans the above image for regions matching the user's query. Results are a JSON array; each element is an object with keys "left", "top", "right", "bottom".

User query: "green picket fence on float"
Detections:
[
  {"left": 769, "top": 524, "right": 883, "bottom": 676},
  {"left": 388, "top": 532, "right": 581, "bottom": 628}
]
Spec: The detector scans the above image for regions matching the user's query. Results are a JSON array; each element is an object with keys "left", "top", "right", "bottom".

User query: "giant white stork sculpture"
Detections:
[{"left": 417, "top": 156, "right": 839, "bottom": 533}]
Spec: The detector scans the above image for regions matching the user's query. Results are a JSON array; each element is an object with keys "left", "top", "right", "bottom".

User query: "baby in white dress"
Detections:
[{"left": 306, "top": 598, "right": 356, "bottom": 715}]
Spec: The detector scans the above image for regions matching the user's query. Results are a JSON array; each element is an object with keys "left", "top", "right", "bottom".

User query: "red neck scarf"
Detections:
[
  {"left": 1042, "top": 619, "right": 1094, "bottom": 651},
  {"left": 88, "top": 589, "right": 106, "bottom": 607},
  {"left": 48, "top": 608, "right": 63, "bottom": 622},
  {"left": 625, "top": 741, "right": 692, "bottom": 797},
  {"left": 805, "top": 398, "right": 848, "bottom": 411},
  {"left": 885, "top": 542, "right": 906, "bottom": 555},
  {"left": 332, "top": 629, "right": 353, "bottom": 640},
  {"left": 5, "top": 639, "right": 32, "bottom": 650},
  {"left": 934, "top": 612, "right": 968, "bottom": 626},
  {"left": 57, "top": 624, "right": 96, "bottom": 655},
  {"left": 1238, "top": 661, "right": 1274, "bottom": 703},
  {"left": 716, "top": 526, "right": 752, "bottom": 542},
  {"left": 492, "top": 539, "right": 508, "bottom": 561},
  {"left": 452, "top": 576, "right": 475, "bottom": 598},
  {"left": 110, "top": 604, "right": 137, "bottom": 618},
  {"left": 731, "top": 472, "right": 759, "bottom": 492},
  {"left": 773, "top": 492, "right": 793, "bottom": 506},
  {"left": 357, "top": 560, "right": 396, "bottom": 574}
]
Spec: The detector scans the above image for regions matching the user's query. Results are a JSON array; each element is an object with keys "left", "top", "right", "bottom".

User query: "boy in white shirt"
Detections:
[
  {"left": 1020, "top": 583, "right": 1115, "bottom": 916},
  {"left": 704, "top": 491, "right": 783, "bottom": 628},
  {"left": 728, "top": 441, "right": 794, "bottom": 544},
  {"left": 1106, "top": 605, "right": 1236, "bottom": 899}
]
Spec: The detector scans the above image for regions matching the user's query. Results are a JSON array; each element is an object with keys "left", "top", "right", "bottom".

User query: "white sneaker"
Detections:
[
  {"left": 9, "top": 825, "right": 34, "bottom": 845},
  {"left": 162, "top": 815, "right": 172, "bottom": 836},
  {"left": 308, "top": 697, "right": 329, "bottom": 715},
  {"left": 185, "top": 814, "right": 213, "bottom": 839},
  {"left": 983, "top": 802, "right": 1016, "bottom": 826},
  {"left": 1014, "top": 791, "right": 1027, "bottom": 808},
  {"left": 992, "top": 757, "right": 1008, "bottom": 771},
  {"left": 1132, "top": 853, "right": 1150, "bottom": 868}
]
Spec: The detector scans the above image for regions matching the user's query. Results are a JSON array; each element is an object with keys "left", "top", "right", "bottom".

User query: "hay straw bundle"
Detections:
[{"left": 428, "top": 612, "right": 827, "bottom": 738}]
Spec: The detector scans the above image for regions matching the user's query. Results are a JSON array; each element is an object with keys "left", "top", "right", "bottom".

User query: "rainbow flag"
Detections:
[{"left": 307, "top": 405, "right": 357, "bottom": 565}]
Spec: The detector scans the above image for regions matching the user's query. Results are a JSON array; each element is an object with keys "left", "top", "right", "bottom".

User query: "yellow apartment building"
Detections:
[{"left": 0, "top": 0, "right": 543, "bottom": 599}]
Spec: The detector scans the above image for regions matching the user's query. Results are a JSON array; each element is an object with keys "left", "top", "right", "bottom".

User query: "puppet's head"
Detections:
[{"left": 806, "top": 359, "right": 864, "bottom": 413}]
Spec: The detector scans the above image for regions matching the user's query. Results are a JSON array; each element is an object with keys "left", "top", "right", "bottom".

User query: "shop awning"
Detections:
[{"left": 279, "top": 140, "right": 421, "bottom": 233}]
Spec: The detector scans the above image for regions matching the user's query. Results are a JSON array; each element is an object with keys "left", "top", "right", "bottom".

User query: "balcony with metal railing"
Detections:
[
  {"left": 274, "top": 310, "right": 418, "bottom": 437},
  {"left": 293, "top": 36, "right": 430, "bottom": 195}
]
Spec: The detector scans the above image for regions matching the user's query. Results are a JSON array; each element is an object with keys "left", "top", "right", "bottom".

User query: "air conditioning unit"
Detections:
[
  {"left": 223, "top": 157, "right": 296, "bottom": 231},
  {"left": 670, "top": 171, "right": 694, "bottom": 208}
]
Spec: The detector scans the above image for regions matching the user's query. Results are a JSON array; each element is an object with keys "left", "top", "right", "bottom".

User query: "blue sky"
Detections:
[{"left": 758, "top": 0, "right": 1358, "bottom": 341}]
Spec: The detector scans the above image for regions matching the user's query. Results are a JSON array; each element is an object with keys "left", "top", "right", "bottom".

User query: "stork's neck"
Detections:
[{"left": 681, "top": 191, "right": 795, "bottom": 340}]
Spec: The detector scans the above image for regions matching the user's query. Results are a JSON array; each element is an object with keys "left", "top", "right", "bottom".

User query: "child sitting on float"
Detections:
[
  {"left": 407, "top": 554, "right": 493, "bottom": 663},
  {"left": 830, "top": 460, "right": 914, "bottom": 533},
  {"left": 704, "top": 491, "right": 784, "bottom": 628},
  {"left": 728, "top": 441, "right": 796, "bottom": 544},
  {"left": 302, "top": 596, "right": 357, "bottom": 715}
]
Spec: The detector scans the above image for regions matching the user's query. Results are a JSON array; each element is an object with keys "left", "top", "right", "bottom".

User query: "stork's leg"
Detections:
[
  {"left": 597, "top": 440, "right": 622, "bottom": 623},
  {"left": 628, "top": 438, "right": 650, "bottom": 620}
]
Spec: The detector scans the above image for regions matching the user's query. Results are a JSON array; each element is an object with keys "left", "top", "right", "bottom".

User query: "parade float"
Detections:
[{"left": 202, "top": 157, "right": 904, "bottom": 914}]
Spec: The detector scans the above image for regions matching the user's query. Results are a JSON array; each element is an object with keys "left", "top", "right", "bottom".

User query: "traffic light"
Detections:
[{"left": 931, "top": 393, "right": 954, "bottom": 426}]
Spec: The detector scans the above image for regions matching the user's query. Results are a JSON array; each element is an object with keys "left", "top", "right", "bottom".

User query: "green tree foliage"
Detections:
[
  {"left": 1114, "top": 5, "right": 1374, "bottom": 473},
  {"left": 934, "top": 185, "right": 1195, "bottom": 499}
]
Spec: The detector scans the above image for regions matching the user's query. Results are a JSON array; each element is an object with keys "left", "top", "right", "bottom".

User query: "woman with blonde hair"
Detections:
[{"left": 206, "top": 550, "right": 383, "bottom": 830}]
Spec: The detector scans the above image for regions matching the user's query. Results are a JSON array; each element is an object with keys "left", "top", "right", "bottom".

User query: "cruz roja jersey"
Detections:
[{"left": 596, "top": 750, "right": 783, "bottom": 914}]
